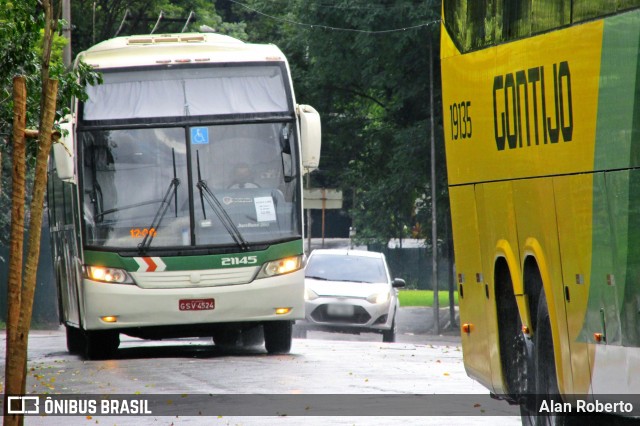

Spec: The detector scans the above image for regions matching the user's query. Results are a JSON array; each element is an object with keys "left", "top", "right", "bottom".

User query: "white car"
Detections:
[{"left": 297, "top": 249, "right": 405, "bottom": 342}]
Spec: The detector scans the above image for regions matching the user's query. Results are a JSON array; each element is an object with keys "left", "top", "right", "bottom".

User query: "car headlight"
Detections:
[
  {"left": 257, "top": 255, "right": 303, "bottom": 279},
  {"left": 85, "top": 266, "right": 134, "bottom": 284},
  {"left": 305, "top": 288, "right": 319, "bottom": 301},
  {"left": 367, "top": 291, "right": 390, "bottom": 304}
]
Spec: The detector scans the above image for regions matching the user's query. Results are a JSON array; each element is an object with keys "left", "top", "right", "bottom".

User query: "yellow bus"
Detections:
[{"left": 441, "top": 0, "right": 640, "bottom": 421}]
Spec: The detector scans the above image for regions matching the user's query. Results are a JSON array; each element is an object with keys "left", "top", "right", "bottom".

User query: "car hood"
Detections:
[{"left": 305, "top": 279, "right": 391, "bottom": 298}]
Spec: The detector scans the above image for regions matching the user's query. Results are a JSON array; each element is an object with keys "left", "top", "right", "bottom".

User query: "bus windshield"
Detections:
[{"left": 80, "top": 122, "right": 300, "bottom": 251}]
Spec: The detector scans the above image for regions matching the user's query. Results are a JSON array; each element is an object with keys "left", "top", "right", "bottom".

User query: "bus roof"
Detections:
[{"left": 76, "top": 33, "right": 287, "bottom": 69}]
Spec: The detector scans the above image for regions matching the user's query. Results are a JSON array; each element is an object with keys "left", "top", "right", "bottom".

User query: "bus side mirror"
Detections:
[
  {"left": 53, "top": 118, "right": 76, "bottom": 183},
  {"left": 297, "top": 104, "right": 321, "bottom": 173}
]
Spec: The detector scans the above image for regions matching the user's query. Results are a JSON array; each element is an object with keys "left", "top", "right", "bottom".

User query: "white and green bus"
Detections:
[{"left": 47, "top": 33, "right": 321, "bottom": 359}]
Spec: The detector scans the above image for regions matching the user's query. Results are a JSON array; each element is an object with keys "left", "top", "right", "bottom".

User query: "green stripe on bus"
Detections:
[
  {"left": 585, "top": 9, "right": 640, "bottom": 346},
  {"left": 84, "top": 239, "right": 303, "bottom": 271},
  {"left": 594, "top": 9, "right": 640, "bottom": 171},
  {"left": 620, "top": 18, "right": 640, "bottom": 347}
]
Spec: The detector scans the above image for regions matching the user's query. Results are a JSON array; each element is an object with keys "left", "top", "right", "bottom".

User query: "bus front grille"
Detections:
[{"left": 131, "top": 266, "right": 259, "bottom": 289}]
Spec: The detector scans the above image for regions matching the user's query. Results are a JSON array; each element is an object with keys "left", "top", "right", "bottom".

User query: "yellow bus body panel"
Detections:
[{"left": 441, "top": 19, "right": 605, "bottom": 395}]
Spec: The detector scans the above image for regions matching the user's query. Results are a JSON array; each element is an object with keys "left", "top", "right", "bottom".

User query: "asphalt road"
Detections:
[
  {"left": 2, "top": 308, "right": 524, "bottom": 426},
  {"left": 299, "top": 306, "right": 461, "bottom": 345}
]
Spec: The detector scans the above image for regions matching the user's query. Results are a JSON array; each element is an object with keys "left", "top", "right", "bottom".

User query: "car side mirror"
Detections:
[{"left": 392, "top": 278, "right": 406, "bottom": 288}]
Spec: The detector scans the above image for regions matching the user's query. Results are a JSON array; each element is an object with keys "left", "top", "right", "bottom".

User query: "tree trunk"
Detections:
[
  {"left": 3, "top": 79, "right": 59, "bottom": 426},
  {"left": 4, "top": 77, "right": 28, "bottom": 422},
  {"left": 4, "top": 1, "right": 58, "bottom": 423}
]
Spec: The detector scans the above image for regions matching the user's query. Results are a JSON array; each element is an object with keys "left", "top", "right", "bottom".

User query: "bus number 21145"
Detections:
[{"left": 221, "top": 256, "right": 258, "bottom": 266}]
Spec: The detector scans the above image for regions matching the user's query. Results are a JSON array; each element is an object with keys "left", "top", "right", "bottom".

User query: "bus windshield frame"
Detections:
[{"left": 78, "top": 63, "right": 302, "bottom": 255}]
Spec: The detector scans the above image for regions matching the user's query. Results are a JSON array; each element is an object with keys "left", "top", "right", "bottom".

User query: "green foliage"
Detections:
[
  {"left": 54, "top": 61, "right": 102, "bottom": 120},
  {"left": 0, "top": 0, "right": 42, "bottom": 131},
  {"left": 232, "top": 0, "right": 447, "bottom": 245},
  {"left": 0, "top": 0, "right": 450, "bottom": 250},
  {"left": 70, "top": 0, "right": 248, "bottom": 53},
  {"left": 0, "top": 1, "right": 101, "bottom": 246},
  {"left": 0, "top": 0, "right": 40, "bottom": 246}
]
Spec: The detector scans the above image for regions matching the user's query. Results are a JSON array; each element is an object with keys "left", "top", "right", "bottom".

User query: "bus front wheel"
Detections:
[
  {"left": 212, "top": 327, "right": 241, "bottom": 347},
  {"left": 65, "top": 325, "right": 84, "bottom": 354},
  {"left": 83, "top": 330, "right": 119, "bottom": 360},
  {"left": 263, "top": 321, "right": 292, "bottom": 354}
]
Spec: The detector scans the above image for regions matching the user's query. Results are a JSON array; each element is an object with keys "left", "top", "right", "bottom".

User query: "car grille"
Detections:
[{"left": 310, "top": 304, "right": 371, "bottom": 324}]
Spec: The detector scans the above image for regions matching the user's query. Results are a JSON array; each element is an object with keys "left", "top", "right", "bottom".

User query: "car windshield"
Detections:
[{"left": 305, "top": 254, "right": 388, "bottom": 283}]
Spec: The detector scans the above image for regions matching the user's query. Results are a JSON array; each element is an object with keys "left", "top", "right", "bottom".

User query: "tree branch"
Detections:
[{"left": 328, "top": 85, "right": 387, "bottom": 110}]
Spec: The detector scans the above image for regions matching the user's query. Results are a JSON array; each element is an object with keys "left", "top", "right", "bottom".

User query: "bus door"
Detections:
[
  {"left": 474, "top": 181, "right": 520, "bottom": 395},
  {"left": 583, "top": 171, "right": 630, "bottom": 395},
  {"left": 449, "top": 184, "right": 493, "bottom": 390},
  {"left": 554, "top": 173, "right": 599, "bottom": 395},
  {"left": 55, "top": 226, "right": 81, "bottom": 327}
]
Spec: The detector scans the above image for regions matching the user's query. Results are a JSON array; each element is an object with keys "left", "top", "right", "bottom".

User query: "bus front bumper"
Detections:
[{"left": 80, "top": 269, "right": 304, "bottom": 331}]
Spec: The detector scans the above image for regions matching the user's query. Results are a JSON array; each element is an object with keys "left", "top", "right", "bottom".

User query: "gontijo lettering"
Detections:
[{"left": 493, "top": 61, "right": 573, "bottom": 151}]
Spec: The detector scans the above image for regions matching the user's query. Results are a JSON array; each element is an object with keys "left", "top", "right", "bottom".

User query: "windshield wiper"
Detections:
[
  {"left": 196, "top": 150, "right": 249, "bottom": 251},
  {"left": 138, "top": 148, "right": 180, "bottom": 253}
]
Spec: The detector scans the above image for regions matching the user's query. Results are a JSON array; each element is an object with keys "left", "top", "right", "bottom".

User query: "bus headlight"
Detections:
[
  {"left": 257, "top": 255, "right": 302, "bottom": 279},
  {"left": 85, "top": 266, "right": 134, "bottom": 284}
]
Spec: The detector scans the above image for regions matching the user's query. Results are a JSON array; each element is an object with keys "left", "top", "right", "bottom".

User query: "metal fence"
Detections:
[
  {"left": 0, "top": 214, "right": 58, "bottom": 328},
  {"left": 369, "top": 244, "right": 454, "bottom": 291}
]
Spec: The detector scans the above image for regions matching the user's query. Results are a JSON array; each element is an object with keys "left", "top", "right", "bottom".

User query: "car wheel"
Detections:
[
  {"left": 264, "top": 321, "right": 293, "bottom": 354},
  {"left": 382, "top": 316, "right": 397, "bottom": 343},
  {"left": 83, "top": 330, "right": 119, "bottom": 360}
]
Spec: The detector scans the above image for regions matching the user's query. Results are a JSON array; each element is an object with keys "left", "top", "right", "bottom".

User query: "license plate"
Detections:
[
  {"left": 179, "top": 298, "right": 215, "bottom": 311},
  {"left": 327, "top": 303, "right": 354, "bottom": 317}
]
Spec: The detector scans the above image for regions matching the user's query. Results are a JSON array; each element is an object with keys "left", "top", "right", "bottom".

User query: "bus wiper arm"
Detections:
[
  {"left": 139, "top": 148, "right": 180, "bottom": 253},
  {"left": 196, "top": 180, "right": 250, "bottom": 251},
  {"left": 196, "top": 151, "right": 249, "bottom": 251}
]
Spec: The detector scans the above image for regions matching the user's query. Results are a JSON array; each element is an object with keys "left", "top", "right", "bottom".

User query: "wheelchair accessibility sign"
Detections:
[{"left": 191, "top": 127, "right": 209, "bottom": 145}]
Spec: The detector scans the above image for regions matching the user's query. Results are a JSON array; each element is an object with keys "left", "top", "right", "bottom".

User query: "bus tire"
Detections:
[
  {"left": 212, "top": 327, "right": 241, "bottom": 347},
  {"left": 65, "top": 325, "right": 84, "bottom": 354},
  {"left": 527, "top": 291, "right": 581, "bottom": 426},
  {"left": 83, "top": 330, "right": 119, "bottom": 360},
  {"left": 263, "top": 321, "right": 292, "bottom": 354},
  {"left": 241, "top": 325, "right": 265, "bottom": 347}
]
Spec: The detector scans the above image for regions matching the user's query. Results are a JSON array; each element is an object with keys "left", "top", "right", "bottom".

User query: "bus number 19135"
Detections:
[{"left": 449, "top": 101, "right": 472, "bottom": 140}]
